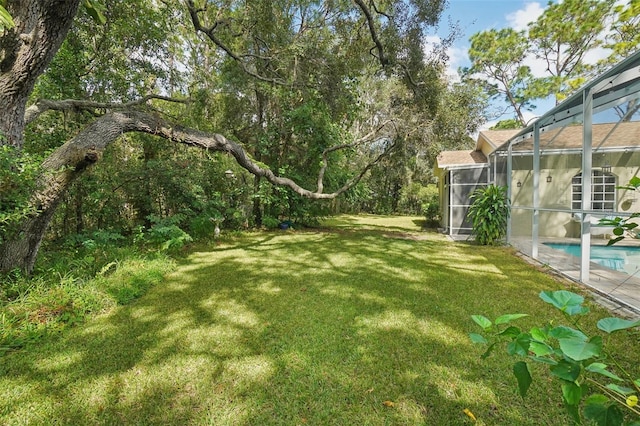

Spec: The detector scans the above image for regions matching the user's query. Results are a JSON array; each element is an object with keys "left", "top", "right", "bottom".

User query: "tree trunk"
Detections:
[
  {"left": 253, "top": 175, "right": 262, "bottom": 227},
  {"left": 0, "top": 0, "right": 81, "bottom": 148},
  {"left": 0, "top": 200, "right": 60, "bottom": 273},
  {"left": 74, "top": 182, "right": 84, "bottom": 234},
  {"left": 136, "top": 139, "right": 158, "bottom": 228}
]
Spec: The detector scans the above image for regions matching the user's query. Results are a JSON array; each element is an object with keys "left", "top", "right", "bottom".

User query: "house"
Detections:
[
  {"left": 436, "top": 122, "right": 640, "bottom": 238},
  {"left": 433, "top": 50, "right": 640, "bottom": 317},
  {"left": 435, "top": 129, "right": 519, "bottom": 236}
]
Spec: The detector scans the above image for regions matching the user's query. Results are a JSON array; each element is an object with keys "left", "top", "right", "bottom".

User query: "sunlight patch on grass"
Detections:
[
  {"left": 128, "top": 305, "right": 162, "bottom": 323},
  {"left": 202, "top": 299, "right": 261, "bottom": 328},
  {"left": 77, "top": 320, "right": 119, "bottom": 337},
  {"left": 356, "top": 309, "right": 418, "bottom": 332},
  {"left": 222, "top": 355, "right": 275, "bottom": 388},
  {"left": 0, "top": 379, "right": 45, "bottom": 419},
  {"left": 415, "top": 318, "right": 475, "bottom": 347},
  {"left": 425, "top": 363, "right": 498, "bottom": 406},
  {"left": 281, "top": 350, "right": 311, "bottom": 371},
  {"left": 255, "top": 281, "right": 282, "bottom": 294},
  {"left": 32, "top": 350, "right": 83, "bottom": 373},
  {"left": 161, "top": 281, "right": 192, "bottom": 291},
  {"left": 319, "top": 285, "right": 392, "bottom": 305},
  {"left": 354, "top": 309, "right": 472, "bottom": 347},
  {"left": 324, "top": 214, "right": 426, "bottom": 232},
  {"left": 201, "top": 399, "right": 251, "bottom": 426},
  {"left": 184, "top": 325, "right": 249, "bottom": 357},
  {"left": 393, "top": 398, "right": 430, "bottom": 423},
  {"left": 158, "top": 310, "right": 192, "bottom": 336},
  {"left": 319, "top": 284, "right": 356, "bottom": 298},
  {"left": 95, "top": 355, "right": 217, "bottom": 422}
]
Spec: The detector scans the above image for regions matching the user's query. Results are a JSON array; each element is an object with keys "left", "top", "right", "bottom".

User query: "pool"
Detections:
[{"left": 544, "top": 243, "right": 640, "bottom": 274}]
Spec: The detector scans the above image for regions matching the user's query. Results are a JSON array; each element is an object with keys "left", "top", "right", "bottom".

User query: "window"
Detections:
[{"left": 571, "top": 171, "right": 616, "bottom": 211}]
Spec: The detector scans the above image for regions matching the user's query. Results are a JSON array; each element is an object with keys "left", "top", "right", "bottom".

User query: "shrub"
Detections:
[
  {"left": 262, "top": 216, "right": 280, "bottom": 229},
  {"left": 0, "top": 146, "right": 41, "bottom": 245},
  {"left": 0, "top": 254, "right": 174, "bottom": 354},
  {"left": 144, "top": 214, "right": 193, "bottom": 252},
  {"left": 471, "top": 290, "right": 640, "bottom": 426},
  {"left": 467, "top": 184, "right": 509, "bottom": 245},
  {"left": 420, "top": 184, "right": 440, "bottom": 226}
]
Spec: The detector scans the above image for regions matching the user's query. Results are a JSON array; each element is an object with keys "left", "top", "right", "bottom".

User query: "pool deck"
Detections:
[
  {"left": 512, "top": 237, "right": 640, "bottom": 319},
  {"left": 447, "top": 233, "right": 640, "bottom": 319}
]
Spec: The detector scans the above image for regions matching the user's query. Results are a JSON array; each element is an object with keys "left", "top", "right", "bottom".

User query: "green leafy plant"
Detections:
[
  {"left": 471, "top": 290, "right": 640, "bottom": 425},
  {"left": 144, "top": 214, "right": 193, "bottom": 252},
  {"left": 261, "top": 216, "right": 280, "bottom": 230},
  {"left": 417, "top": 184, "right": 440, "bottom": 226},
  {"left": 0, "top": 4, "right": 15, "bottom": 32},
  {"left": 0, "top": 145, "right": 41, "bottom": 244},
  {"left": 599, "top": 176, "right": 640, "bottom": 246},
  {"left": 467, "top": 184, "right": 510, "bottom": 245}
]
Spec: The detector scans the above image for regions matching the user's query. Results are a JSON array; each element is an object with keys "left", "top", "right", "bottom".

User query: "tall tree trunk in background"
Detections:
[
  {"left": 253, "top": 175, "right": 262, "bottom": 227},
  {"left": 74, "top": 182, "right": 84, "bottom": 234},
  {"left": 251, "top": 86, "right": 267, "bottom": 228},
  {"left": 137, "top": 139, "right": 158, "bottom": 229}
]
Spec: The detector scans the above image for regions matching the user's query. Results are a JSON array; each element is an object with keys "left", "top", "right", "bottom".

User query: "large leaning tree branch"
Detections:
[
  {"left": 4, "top": 105, "right": 396, "bottom": 274},
  {"left": 36, "top": 110, "right": 396, "bottom": 212},
  {"left": 4, "top": 109, "right": 398, "bottom": 274},
  {"left": 24, "top": 95, "right": 189, "bottom": 125}
]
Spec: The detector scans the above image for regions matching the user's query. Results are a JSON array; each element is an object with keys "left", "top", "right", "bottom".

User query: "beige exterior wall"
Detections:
[
  {"left": 509, "top": 152, "right": 640, "bottom": 238},
  {"left": 478, "top": 141, "right": 495, "bottom": 158}
]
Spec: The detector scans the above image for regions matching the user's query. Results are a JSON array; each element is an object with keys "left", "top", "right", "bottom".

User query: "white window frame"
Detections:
[{"left": 571, "top": 170, "right": 616, "bottom": 211}]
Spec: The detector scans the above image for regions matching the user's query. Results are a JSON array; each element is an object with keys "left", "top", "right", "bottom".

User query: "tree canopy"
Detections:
[
  {"left": 463, "top": 0, "right": 638, "bottom": 126},
  {"left": 1, "top": 0, "right": 481, "bottom": 273}
]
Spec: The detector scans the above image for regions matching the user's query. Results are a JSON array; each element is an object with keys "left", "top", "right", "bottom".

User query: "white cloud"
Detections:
[
  {"left": 583, "top": 46, "right": 613, "bottom": 66},
  {"left": 506, "top": 2, "right": 545, "bottom": 31}
]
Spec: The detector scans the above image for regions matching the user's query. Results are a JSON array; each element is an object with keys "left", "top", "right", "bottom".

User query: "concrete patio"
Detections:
[{"left": 511, "top": 237, "right": 640, "bottom": 319}]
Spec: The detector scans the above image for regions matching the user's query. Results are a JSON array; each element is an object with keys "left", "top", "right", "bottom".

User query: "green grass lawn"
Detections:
[{"left": 1, "top": 215, "right": 638, "bottom": 425}]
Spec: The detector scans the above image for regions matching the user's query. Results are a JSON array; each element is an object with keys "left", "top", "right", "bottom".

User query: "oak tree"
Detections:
[{"left": 0, "top": 0, "right": 447, "bottom": 273}]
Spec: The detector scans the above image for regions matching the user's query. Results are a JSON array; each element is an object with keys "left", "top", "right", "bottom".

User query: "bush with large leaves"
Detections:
[{"left": 467, "top": 184, "right": 510, "bottom": 245}]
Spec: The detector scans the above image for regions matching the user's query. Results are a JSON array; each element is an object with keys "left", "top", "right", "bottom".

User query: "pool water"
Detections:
[{"left": 544, "top": 243, "right": 640, "bottom": 273}]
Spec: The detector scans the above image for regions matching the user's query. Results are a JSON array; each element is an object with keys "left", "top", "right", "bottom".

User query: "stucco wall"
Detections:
[{"left": 509, "top": 152, "right": 640, "bottom": 238}]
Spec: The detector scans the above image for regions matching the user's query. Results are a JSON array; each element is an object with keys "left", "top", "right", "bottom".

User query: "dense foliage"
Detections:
[
  {"left": 467, "top": 185, "right": 510, "bottom": 245},
  {"left": 2, "top": 0, "right": 487, "bottom": 274}
]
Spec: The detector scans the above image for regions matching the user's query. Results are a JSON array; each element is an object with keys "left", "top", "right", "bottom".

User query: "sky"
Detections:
[
  {"left": 438, "top": 0, "right": 545, "bottom": 70},
  {"left": 430, "top": 0, "right": 607, "bottom": 129}
]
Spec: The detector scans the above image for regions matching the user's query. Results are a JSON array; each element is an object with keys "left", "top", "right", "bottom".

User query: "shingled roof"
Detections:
[
  {"left": 510, "top": 121, "right": 640, "bottom": 152},
  {"left": 436, "top": 150, "right": 487, "bottom": 168},
  {"left": 477, "top": 129, "right": 522, "bottom": 150}
]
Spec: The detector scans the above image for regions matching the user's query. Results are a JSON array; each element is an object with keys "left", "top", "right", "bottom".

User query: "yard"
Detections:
[{"left": 1, "top": 215, "right": 638, "bottom": 425}]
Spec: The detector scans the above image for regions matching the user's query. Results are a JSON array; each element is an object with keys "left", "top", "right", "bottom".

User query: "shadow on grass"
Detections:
[{"left": 0, "top": 222, "right": 620, "bottom": 425}]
